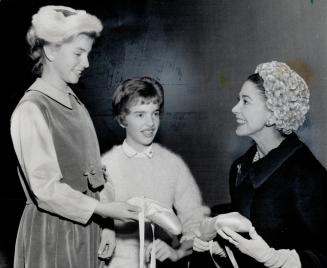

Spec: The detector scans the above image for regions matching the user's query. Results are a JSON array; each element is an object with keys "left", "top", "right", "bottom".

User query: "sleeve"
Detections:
[
  {"left": 10, "top": 102, "right": 99, "bottom": 224},
  {"left": 291, "top": 155, "right": 327, "bottom": 268},
  {"left": 173, "top": 156, "right": 210, "bottom": 240}
]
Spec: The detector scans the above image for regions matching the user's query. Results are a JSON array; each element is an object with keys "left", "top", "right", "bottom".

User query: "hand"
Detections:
[
  {"left": 95, "top": 201, "right": 141, "bottom": 221},
  {"left": 98, "top": 228, "right": 116, "bottom": 260},
  {"left": 102, "top": 165, "right": 109, "bottom": 181},
  {"left": 193, "top": 237, "right": 227, "bottom": 257},
  {"left": 193, "top": 237, "right": 210, "bottom": 252},
  {"left": 196, "top": 217, "right": 218, "bottom": 241},
  {"left": 217, "top": 226, "right": 273, "bottom": 262},
  {"left": 215, "top": 212, "right": 252, "bottom": 233},
  {"left": 145, "top": 239, "right": 181, "bottom": 263}
]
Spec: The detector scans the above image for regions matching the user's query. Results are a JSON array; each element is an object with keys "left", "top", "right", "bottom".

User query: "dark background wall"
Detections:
[{"left": 1, "top": 0, "right": 326, "bottom": 266}]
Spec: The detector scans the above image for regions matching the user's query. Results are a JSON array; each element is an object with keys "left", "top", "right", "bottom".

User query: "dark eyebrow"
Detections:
[{"left": 240, "top": 94, "right": 253, "bottom": 101}]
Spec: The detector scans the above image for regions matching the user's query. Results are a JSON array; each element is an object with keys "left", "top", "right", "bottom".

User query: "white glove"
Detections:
[
  {"left": 196, "top": 212, "right": 252, "bottom": 242},
  {"left": 217, "top": 226, "right": 301, "bottom": 268}
]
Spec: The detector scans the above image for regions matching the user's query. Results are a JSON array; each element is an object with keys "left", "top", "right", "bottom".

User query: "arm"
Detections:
[
  {"left": 291, "top": 157, "right": 327, "bottom": 268},
  {"left": 11, "top": 102, "right": 139, "bottom": 223},
  {"left": 173, "top": 157, "right": 210, "bottom": 258},
  {"left": 218, "top": 226, "right": 301, "bottom": 268}
]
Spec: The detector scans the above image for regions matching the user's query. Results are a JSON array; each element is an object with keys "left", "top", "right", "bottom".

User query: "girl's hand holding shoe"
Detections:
[
  {"left": 145, "top": 239, "right": 182, "bottom": 262},
  {"left": 95, "top": 201, "right": 140, "bottom": 221}
]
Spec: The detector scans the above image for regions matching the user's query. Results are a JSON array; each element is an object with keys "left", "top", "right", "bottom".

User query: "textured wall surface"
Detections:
[{"left": 1, "top": 0, "right": 327, "bottom": 265}]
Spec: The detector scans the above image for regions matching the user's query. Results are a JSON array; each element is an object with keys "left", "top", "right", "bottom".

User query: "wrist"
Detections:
[
  {"left": 174, "top": 248, "right": 184, "bottom": 261},
  {"left": 256, "top": 247, "right": 275, "bottom": 264}
]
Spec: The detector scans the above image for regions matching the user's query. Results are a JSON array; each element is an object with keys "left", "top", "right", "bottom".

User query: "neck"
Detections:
[
  {"left": 252, "top": 128, "right": 285, "bottom": 157},
  {"left": 125, "top": 138, "right": 151, "bottom": 153},
  {"left": 41, "top": 66, "right": 68, "bottom": 93}
]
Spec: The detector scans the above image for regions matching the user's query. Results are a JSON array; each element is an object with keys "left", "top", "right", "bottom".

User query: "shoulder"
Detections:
[
  {"left": 11, "top": 101, "right": 44, "bottom": 124},
  {"left": 153, "top": 143, "right": 186, "bottom": 164},
  {"left": 101, "top": 145, "right": 123, "bottom": 162},
  {"left": 286, "top": 143, "right": 327, "bottom": 179}
]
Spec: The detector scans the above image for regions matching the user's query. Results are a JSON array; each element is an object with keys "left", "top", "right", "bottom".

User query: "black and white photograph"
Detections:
[{"left": 1, "top": 0, "right": 327, "bottom": 267}]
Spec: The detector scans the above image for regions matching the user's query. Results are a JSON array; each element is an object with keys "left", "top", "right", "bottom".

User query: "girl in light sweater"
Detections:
[{"left": 101, "top": 77, "right": 210, "bottom": 267}]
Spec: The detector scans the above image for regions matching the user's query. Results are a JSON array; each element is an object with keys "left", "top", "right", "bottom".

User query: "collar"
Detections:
[
  {"left": 122, "top": 140, "right": 153, "bottom": 159},
  {"left": 235, "top": 133, "right": 304, "bottom": 188},
  {"left": 27, "top": 78, "right": 80, "bottom": 109}
]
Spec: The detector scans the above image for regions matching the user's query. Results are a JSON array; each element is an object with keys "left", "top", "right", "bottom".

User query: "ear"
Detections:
[
  {"left": 43, "top": 44, "right": 57, "bottom": 62},
  {"left": 117, "top": 116, "right": 127, "bottom": 128},
  {"left": 265, "top": 113, "right": 276, "bottom": 127}
]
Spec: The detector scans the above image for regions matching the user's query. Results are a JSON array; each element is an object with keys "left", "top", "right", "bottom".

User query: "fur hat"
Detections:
[{"left": 31, "top": 5, "right": 103, "bottom": 43}]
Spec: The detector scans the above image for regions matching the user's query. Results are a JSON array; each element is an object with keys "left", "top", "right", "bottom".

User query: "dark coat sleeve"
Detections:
[{"left": 290, "top": 148, "right": 327, "bottom": 268}]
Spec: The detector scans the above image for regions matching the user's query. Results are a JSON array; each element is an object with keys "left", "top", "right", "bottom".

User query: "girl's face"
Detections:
[
  {"left": 51, "top": 34, "right": 94, "bottom": 84},
  {"left": 231, "top": 80, "right": 272, "bottom": 140},
  {"left": 123, "top": 98, "right": 160, "bottom": 152}
]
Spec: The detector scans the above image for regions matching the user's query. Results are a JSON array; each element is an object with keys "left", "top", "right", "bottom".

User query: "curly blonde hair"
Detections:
[{"left": 253, "top": 61, "right": 310, "bottom": 135}]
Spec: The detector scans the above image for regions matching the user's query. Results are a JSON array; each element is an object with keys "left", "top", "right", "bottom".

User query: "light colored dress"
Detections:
[
  {"left": 101, "top": 141, "right": 210, "bottom": 268},
  {"left": 11, "top": 78, "right": 112, "bottom": 268}
]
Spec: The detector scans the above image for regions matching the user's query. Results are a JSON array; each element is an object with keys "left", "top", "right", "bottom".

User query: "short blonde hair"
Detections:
[{"left": 26, "top": 5, "right": 103, "bottom": 74}]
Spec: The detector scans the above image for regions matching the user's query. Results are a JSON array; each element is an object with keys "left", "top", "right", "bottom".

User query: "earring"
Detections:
[{"left": 265, "top": 119, "right": 274, "bottom": 127}]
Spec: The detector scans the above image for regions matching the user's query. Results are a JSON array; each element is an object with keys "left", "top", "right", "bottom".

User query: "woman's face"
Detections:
[
  {"left": 51, "top": 34, "right": 94, "bottom": 84},
  {"left": 231, "top": 80, "right": 272, "bottom": 139}
]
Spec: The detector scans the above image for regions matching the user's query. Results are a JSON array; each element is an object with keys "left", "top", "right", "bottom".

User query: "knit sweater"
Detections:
[{"left": 101, "top": 142, "right": 209, "bottom": 239}]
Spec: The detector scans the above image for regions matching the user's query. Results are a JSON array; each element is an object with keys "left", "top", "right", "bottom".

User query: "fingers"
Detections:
[
  {"left": 248, "top": 227, "right": 259, "bottom": 239},
  {"left": 145, "top": 242, "right": 153, "bottom": 263},
  {"left": 98, "top": 239, "right": 107, "bottom": 256},
  {"left": 217, "top": 226, "right": 245, "bottom": 246},
  {"left": 193, "top": 237, "right": 209, "bottom": 252},
  {"left": 106, "top": 242, "right": 115, "bottom": 257},
  {"left": 127, "top": 203, "right": 141, "bottom": 213},
  {"left": 155, "top": 240, "right": 173, "bottom": 262},
  {"left": 127, "top": 204, "right": 142, "bottom": 221},
  {"left": 146, "top": 239, "right": 176, "bottom": 262},
  {"left": 98, "top": 242, "right": 114, "bottom": 259},
  {"left": 217, "top": 228, "right": 230, "bottom": 240}
]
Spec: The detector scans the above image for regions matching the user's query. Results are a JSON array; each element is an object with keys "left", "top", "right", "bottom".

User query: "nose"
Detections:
[
  {"left": 82, "top": 55, "right": 89, "bottom": 68},
  {"left": 232, "top": 101, "right": 240, "bottom": 115},
  {"left": 146, "top": 114, "right": 156, "bottom": 127}
]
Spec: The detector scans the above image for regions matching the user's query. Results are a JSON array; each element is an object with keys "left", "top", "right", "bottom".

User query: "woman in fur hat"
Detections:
[{"left": 10, "top": 5, "right": 139, "bottom": 268}]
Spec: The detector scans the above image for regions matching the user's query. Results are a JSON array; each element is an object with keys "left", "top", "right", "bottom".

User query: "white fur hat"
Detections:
[{"left": 31, "top": 5, "right": 103, "bottom": 43}]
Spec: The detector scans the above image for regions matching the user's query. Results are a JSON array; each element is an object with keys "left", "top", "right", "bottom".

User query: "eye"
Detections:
[
  {"left": 154, "top": 111, "right": 160, "bottom": 117},
  {"left": 136, "top": 113, "right": 144, "bottom": 118}
]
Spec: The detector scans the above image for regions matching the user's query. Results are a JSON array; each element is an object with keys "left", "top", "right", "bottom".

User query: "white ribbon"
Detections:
[{"left": 137, "top": 197, "right": 157, "bottom": 268}]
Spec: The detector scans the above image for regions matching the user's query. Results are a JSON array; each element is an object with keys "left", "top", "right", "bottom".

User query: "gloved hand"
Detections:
[
  {"left": 196, "top": 212, "right": 252, "bottom": 242},
  {"left": 218, "top": 226, "right": 301, "bottom": 267},
  {"left": 193, "top": 237, "right": 226, "bottom": 257},
  {"left": 215, "top": 212, "right": 252, "bottom": 233},
  {"left": 217, "top": 226, "right": 273, "bottom": 263}
]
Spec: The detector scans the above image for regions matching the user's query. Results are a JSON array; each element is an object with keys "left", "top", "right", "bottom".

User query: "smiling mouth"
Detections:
[
  {"left": 142, "top": 130, "right": 155, "bottom": 137},
  {"left": 236, "top": 118, "right": 246, "bottom": 124}
]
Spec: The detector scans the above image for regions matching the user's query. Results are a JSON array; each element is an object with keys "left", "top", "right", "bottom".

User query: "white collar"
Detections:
[
  {"left": 122, "top": 140, "right": 153, "bottom": 159},
  {"left": 27, "top": 78, "right": 79, "bottom": 109}
]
